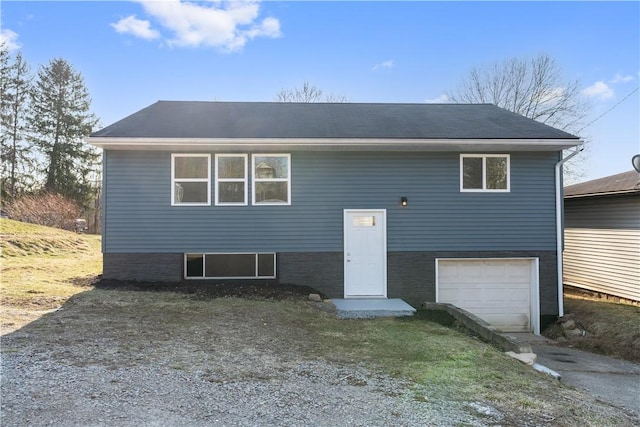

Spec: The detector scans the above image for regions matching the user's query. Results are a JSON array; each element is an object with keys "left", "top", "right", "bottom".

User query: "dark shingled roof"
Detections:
[
  {"left": 564, "top": 170, "right": 640, "bottom": 198},
  {"left": 91, "top": 101, "right": 579, "bottom": 140}
]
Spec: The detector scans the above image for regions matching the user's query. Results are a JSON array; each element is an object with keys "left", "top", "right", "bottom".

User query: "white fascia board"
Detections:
[
  {"left": 564, "top": 190, "right": 640, "bottom": 199},
  {"left": 86, "top": 137, "right": 582, "bottom": 152}
]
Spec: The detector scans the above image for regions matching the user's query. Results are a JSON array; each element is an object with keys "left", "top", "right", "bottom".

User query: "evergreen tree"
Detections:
[
  {"left": 28, "top": 58, "right": 100, "bottom": 205},
  {"left": 0, "top": 45, "right": 34, "bottom": 199}
]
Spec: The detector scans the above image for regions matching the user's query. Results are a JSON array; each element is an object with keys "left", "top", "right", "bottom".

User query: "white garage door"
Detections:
[{"left": 437, "top": 259, "right": 537, "bottom": 332}]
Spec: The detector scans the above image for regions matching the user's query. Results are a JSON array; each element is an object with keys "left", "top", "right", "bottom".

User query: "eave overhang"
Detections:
[
  {"left": 564, "top": 189, "right": 640, "bottom": 199},
  {"left": 87, "top": 137, "right": 582, "bottom": 152}
]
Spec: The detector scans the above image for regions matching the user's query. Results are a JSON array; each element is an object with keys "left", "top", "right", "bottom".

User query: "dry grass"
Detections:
[
  {"left": 544, "top": 293, "right": 640, "bottom": 362},
  {"left": 7, "top": 289, "right": 635, "bottom": 426},
  {"left": 0, "top": 218, "right": 102, "bottom": 333}
]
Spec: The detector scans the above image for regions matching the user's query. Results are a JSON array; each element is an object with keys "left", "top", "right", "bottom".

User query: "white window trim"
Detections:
[
  {"left": 184, "top": 252, "right": 277, "bottom": 279},
  {"left": 171, "top": 153, "right": 211, "bottom": 206},
  {"left": 215, "top": 154, "right": 248, "bottom": 206},
  {"left": 460, "top": 154, "right": 510, "bottom": 192},
  {"left": 252, "top": 153, "right": 292, "bottom": 206}
]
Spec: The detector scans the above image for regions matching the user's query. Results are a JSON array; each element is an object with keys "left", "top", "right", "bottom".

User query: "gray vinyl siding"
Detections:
[
  {"left": 103, "top": 150, "right": 559, "bottom": 253},
  {"left": 563, "top": 195, "right": 640, "bottom": 301},
  {"left": 565, "top": 196, "right": 640, "bottom": 229}
]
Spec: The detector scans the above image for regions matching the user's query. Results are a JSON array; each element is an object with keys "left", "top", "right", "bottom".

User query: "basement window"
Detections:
[{"left": 184, "top": 253, "right": 276, "bottom": 279}]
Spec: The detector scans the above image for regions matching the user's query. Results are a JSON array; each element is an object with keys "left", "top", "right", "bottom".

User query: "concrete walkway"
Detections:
[
  {"left": 530, "top": 343, "right": 640, "bottom": 418},
  {"left": 331, "top": 298, "right": 416, "bottom": 319}
]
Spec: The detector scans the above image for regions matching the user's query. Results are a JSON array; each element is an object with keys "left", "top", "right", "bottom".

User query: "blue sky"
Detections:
[{"left": 2, "top": 1, "right": 638, "bottom": 182}]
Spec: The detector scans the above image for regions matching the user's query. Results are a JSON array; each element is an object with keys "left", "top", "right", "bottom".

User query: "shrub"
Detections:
[{"left": 4, "top": 192, "right": 82, "bottom": 231}]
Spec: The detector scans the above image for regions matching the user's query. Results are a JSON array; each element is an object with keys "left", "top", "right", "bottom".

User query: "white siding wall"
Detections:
[{"left": 563, "top": 196, "right": 640, "bottom": 302}]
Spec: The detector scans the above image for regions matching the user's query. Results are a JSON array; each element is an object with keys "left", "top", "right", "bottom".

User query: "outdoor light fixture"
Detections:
[{"left": 400, "top": 197, "right": 408, "bottom": 207}]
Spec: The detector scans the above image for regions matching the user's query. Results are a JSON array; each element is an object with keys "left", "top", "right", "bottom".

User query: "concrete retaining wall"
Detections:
[{"left": 422, "top": 302, "right": 532, "bottom": 353}]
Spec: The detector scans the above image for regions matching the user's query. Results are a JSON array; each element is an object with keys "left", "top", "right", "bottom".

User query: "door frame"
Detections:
[
  {"left": 343, "top": 209, "right": 388, "bottom": 298},
  {"left": 435, "top": 257, "right": 540, "bottom": 334}
]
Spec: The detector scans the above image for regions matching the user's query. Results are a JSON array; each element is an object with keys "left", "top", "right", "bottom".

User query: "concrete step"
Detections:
[{"left": 331, "top": 298, "right": 416, "bottom": 319}]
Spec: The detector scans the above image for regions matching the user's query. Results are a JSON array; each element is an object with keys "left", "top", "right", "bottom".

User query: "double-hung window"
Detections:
[
  {"left": 172, "top": 154, "right": 211, "bottom": 205},
  {"left": 252, "top": 154, "right": 291, "bottom": 205},
  {"left": 460, "top": 154, "right": 510, "bottom": 192},
  {"left": 215, "top": 154, "right": 248, "bottom": 205}
]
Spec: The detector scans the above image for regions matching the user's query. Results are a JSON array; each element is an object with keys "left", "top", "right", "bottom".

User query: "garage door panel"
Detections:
[
  {"left": 483, "top": 314, "right": 530, "bottom": 332},
  {"left": 460, "top": 288, "right": 484, "bottom": 303},
  {"left": 484, "top": 264, "right": 509, "bottom": 281},
  {"left": 438, "top": 266, "right": 459, "bottom": 282},
  {"left": 485, "top": 287, "right": 509, "bottom": 303},
  {"left": 459, "top": 264, "right": 482, "bottom": 280},
  {"left": 438, "top": 259, "right": 534, "bottom": 332},
  {"left": 507, "top": 288, "right": 530, "bottom": 303},
  {"left": 439, "top": 288, "right": 460, "bottom": 301}
]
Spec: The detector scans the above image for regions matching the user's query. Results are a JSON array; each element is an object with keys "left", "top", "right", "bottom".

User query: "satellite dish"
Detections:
[{"left": 633, "top": 155, "right": 640, "bottom": 173}]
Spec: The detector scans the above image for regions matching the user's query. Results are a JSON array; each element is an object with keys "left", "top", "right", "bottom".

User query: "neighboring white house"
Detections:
[{"left": 563, "top": 170, "right": 640, "bottom": 302}]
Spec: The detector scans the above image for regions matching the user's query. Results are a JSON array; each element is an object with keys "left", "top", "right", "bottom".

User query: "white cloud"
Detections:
[
  {"left": 0, "top": 29, "right": 21, "bottom": 51},
  {"left": 582, "top": 81, "right": 615, "bottom": 100},
  {"left": 425, "top": 94, "right": 450, "bottom": 103},
  {"left": 118, "top": 0, "right": 281, "bottom": 51},
  {"left": 111, "top": 15, "right": 160, "bottom": 40},
  {"left": 609, "top": 73, "right": 634, "bottom": 84},
  {"left": 372, "top": 60, "right": 394, "bottom": 71}
]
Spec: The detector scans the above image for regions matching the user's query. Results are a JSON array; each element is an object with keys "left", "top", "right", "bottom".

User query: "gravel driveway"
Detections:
[
  {"left": 1, "top": 287, "right": 496, "bottom": 427},
  {"left": 3, "top": 354, "right": 470, "bottom": 426}
]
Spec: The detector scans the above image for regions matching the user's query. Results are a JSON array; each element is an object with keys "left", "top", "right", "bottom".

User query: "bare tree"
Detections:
[
  {"left": 448, "top": 54, "right": 590, "bottom": 182},
  {"left": 448, "top": 54, "right": 589, "bottom": 133},
  {"left": 275, "top": 81, "right": 347, "bottom": 103}
]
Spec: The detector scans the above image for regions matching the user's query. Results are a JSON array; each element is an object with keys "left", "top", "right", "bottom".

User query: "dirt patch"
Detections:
[
  {"left": 93, "top": 277, "right": 327, "bottom": 301},
  {"left": 3, "top": 288, "right": 636, "bottom": 426},
  {"left": 0, "top": 290, "right": 480, "bottom": 426}
]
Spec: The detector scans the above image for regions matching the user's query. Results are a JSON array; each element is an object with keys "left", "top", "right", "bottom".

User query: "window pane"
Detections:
[
  {"left": 205, "top": 254, "right": 256, "bottom": 277},
  {"left": 353, "top": 216, "right": 376, "bottom": 227},
  {"left": 254, "top": 156, "right": 288, "bottom": 179},
  {"left": 255, "top": 182, "right": 288, "bottom": 203},
  {"left": 175, "top": 182, "right": 208, "bottom": 203},
  {"left": 218, "top": 157, "right": 245, "bottom": 179},
  {"left": 186, "top": 254, "right": 204, "bottom": 277},
  {"left": 218, "top": 182, "right": 245, "bottom": 203},
  {"left": 175, "top": 156, "right": 208, "bottom": 179},
  {"left": 258, "top": 254, "right": 275, "bottom": 277},
  {"left": 463, "top": 157, "right": 483, "bottom": 189},
  {"left": 486, "top": 157, "right": 507, "bottom": 189}
]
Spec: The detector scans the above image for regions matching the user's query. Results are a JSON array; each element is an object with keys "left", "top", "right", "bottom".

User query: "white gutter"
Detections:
[
  {"left": 555, "top": 143, "right": 584, "bottom": 318},
  {"left": 86, "top": 137, "right": 581, "bottom": 151}
]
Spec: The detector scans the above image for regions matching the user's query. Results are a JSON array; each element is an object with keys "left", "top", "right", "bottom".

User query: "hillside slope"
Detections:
[
  {"left": 0, "top": 218, "right": 102, "bottom": 334},
  {"left": 1, "top": 218, "right": 101, "bottom": 257}
]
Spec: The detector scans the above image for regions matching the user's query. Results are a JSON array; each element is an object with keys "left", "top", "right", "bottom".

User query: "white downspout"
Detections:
[{"left": 555, "top": 143, "right": 584, "bottom": 318}]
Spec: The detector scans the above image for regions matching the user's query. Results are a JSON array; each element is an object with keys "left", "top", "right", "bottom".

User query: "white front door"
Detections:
[{"left": 344, "top": 209, "right": 387, "bottom": 298}]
